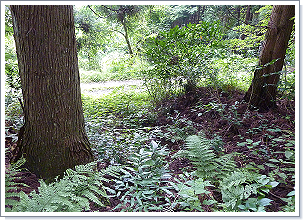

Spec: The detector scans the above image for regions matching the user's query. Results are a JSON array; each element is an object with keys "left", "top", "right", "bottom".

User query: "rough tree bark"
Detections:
[
  {"left": 244, "top": 5, "right": 295, "bottom": 111},
  {"left": 10, "top": 5, "right": 94, "bottom": 180}
]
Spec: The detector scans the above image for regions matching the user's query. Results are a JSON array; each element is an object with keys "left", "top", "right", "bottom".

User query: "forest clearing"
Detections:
[{"left": 4, "top": 4, "right": 297, "bottom": 214}]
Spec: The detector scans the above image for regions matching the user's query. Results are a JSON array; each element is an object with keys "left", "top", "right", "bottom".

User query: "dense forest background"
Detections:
[{"left": 5, "top": 5, "right": 296, "bottom": 213}]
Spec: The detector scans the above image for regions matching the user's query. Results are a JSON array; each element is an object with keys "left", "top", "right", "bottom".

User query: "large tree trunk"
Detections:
[
  {"left": 10, "top": 5, "right": 94, "bottom": 181},
  {"left": 244, "top": 5, "right": 295, "bottom": 111}
]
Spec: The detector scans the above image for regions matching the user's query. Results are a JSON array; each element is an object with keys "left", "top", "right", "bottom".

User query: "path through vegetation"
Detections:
[{"left": 80, "top": 80, "right": 143, "bottom": 97}]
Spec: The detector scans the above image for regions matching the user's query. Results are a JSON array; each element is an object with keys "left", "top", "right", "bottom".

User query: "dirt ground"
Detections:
[{"left": 153, "top": 87, "right": 295, "bottom": 212}]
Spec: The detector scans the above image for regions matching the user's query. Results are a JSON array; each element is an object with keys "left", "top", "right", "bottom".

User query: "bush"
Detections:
[{"left": 142, "top": 21, "right": 224, "bottom": 102}]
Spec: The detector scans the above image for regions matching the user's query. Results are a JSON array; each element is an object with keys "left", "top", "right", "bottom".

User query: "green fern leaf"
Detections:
[{"left": 174, "top": 134, "right": 236, "bottom": 179}]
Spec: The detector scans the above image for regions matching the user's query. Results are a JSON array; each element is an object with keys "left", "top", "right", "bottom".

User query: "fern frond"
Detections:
[
  {"left": 7, "top": 160, "right": 122, "bottom": 212},
  {"left": 174, "top": 134, "right": 236, "bottom": 179},
  {"left": 5, "top": 157, "right": 31, "bottom": 212},
  {"left": 83, "top": 190, "right": 105, "bottom": 207},
  {"left": 99, "top": 164, "right": 122, "bottom": 180},
  {"left": 219, "top": 169, "right": 269, "bottom": 210}
]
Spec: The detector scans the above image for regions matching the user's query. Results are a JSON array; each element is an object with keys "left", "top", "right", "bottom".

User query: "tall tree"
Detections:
[
  {"left": 10, "top": 5, "right": 94, "bottom": 181},
  {"left": 244, "top": 5, "right": 295, "bottom": 111},
  {"left": 88, "top": 5, "right": 141, "bottom": 55}
]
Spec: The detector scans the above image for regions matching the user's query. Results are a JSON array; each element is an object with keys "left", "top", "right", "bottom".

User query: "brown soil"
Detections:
[{"left": 153, "top": 87, "right": 295, "bottom": 211}]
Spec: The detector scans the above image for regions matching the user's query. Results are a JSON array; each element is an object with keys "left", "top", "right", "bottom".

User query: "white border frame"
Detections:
[{"left": 1, "top": 1, "right": 300, "bottom": 218}]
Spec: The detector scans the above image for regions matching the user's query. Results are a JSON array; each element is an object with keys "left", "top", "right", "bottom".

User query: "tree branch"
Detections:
[
  {"left": 87, "top": 5, "right": 125, "bottom": 37},
  {"left": 87, "top": 5, "right": 113, "bottom": 20},
  {"left": 102, "top": 5, "right": 120, "bottom": 12}
]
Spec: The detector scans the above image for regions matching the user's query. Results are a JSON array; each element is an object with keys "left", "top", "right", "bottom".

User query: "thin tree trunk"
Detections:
[
  {"left": 121, "top": 18, "right": 133, "bottom": 55},
  {"left": 196, "top": 5, "right": 201, "bottom": 23},
  {"left": 244, "top": 5, "right": 295, "bottom": 111},
  {"left": 236, "top": 6, "right": 241, "bottom": 26},
  {"left": 245, "top": 5, "right": 251, "bottom": 25},
  {"left": 10, "top": 5, "right": 94, "bottom": 181}
]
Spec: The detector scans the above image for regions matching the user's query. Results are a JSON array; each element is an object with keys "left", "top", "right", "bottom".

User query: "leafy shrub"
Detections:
[
  {"left": 85, "top": 118, "right": 154, "bottom": 165},
  {"left": 212, "top": 55, "right": 257, "bottom": 91},
  {"left": 169, "top": 172, "right": 215, "bottom": 212},
  {"left": 142, "top": 21, "right": 224, "bottom": 101},
  {"left": 280, "top": 190, "right": 295, "bottom": 212},
  {"left": 5, "top": 34, "right": 21, "bottom": 92},
  {"left": 172, "top": 134, "right": 282, "bottom": 212},
  {"left": 82, "top": 86, "right": 151, "bottom": 120}
]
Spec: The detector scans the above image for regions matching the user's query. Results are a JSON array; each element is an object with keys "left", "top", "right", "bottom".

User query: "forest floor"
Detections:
[
  {"left": 151, "top": 87, "right": 295, "bottom": 212},
  {"left": 5, "top": 83, "right": 295, "bottom": 212}
]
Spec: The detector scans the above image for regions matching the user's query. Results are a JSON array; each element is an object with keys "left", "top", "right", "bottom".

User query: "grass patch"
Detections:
[
  {"left": 80, "top": 69, "right": 143, "bottom": 83},
  {"left": 79, "top": 53, "right": 148, "bottom": 83},
  {"left": 82, "top": 86, "right": 154, "bottom": 128}
]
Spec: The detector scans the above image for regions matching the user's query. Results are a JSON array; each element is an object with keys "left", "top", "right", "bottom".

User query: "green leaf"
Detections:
[
  {"left": 285, "top": 150, "right": 293, "bottom": 159},
  {"left": 265, "top": 163, "right": 277, "bottom": 168},
  {"left": 287, "top": 190, "right": 295, "bottom": 197},
  {"left": 268, "top": 159, "right": 280, "bottom": 163},
  {"left": 253, "top": 141, "right": 261, "bottom": 146},
  {"left": 246, "top": 139, "right": 253, "bottom": 144},
  {"left": 151, "top": 140, "right": 158, "bottom": 151},
  {"left": 237, "top": 142, "right": 247, "bottom": 147},
  {"left": 238, "top": 204, "right": 246, "bottom": 210},
  {"left": 259, "top": 198, "right": 272, "bottom": 206},
  {"left": 203, "top": 200, "right": 217, "bottom": 205},
  {"left": 268, "top": 181, "right": 279, "bottom": 188},
  {"left": 277, "top": 172, "right": 288, "bottom": 180},
  {"left": 273, "top": 138, "right": 284, "bottom": 142}
]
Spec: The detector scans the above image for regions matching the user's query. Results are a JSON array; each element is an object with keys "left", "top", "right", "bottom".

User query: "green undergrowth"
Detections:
[
  {"left": 79, "top": 68, "right": 142, "bottom": 83},
  {"left": 6, "top": 131, "right": 295, "bottom": 212},
  {"left": 82, "top": 86, "right": 155, "bottom": 128},
  {"left": 6, "top": 82, "right": 295, "bottom": 212},
  {"left": 6, "top": 158, "right": 121, "bottom": 212},
  {"left": 79, "top": 53, "right": 147, "bottom": 83}
]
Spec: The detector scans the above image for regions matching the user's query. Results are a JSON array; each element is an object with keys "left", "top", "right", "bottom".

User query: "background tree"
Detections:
[
  {"left": 243, "top": 5, "right": 295, "bottom": 110},
  {"left": 10, "top": 5, "right": 94, "bottom": 181},
  {"left": 88, "top": 5, "right": 143, "bottom": 55},
  {"left": 74, "top": 6, "right": 109, "bottom": 70}
]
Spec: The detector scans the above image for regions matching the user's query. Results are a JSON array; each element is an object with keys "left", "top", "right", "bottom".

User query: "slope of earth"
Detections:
[{"left": 154, "top": 87, "right": 295, "bottom": 211}]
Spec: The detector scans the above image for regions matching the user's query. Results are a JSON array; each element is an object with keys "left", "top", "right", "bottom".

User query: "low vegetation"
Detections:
[{"left": 5, "top": 80, "right": 295, "bottom": 212}]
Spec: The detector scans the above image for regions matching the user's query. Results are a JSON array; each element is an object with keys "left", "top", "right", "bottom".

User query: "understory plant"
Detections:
[
  {"left": 5, "top": 156, "right": 28, "bottom": 211},
  {"left": 142, "top": 21, "right": 224, "bottom": 102},
  {"left": 169, "top": 172, "right": 215, "bottom": 212},
  {"left": 173, "top": 134, "right": 236, "bottom": 180},
  {"left": 219, "top": 169, "right": 278, "bottom": 211},
  {"left": 173, "top": 133, "right": 279, "bottom": 212},
  {"left": 113, "top": 140, "right": 173, "bottom": 212},
  {"left": 6, "top": 160, "right": 121, "bottom": 212}
]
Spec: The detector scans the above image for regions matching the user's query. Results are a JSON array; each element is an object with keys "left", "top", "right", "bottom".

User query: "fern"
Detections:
[
  {"left": 173, "top": 134, "right": 236, "bottom": 179},
  {"left": 219, "top": 169, "right": 277, "bottom": 211},
  {"left": 5, "top": 156, "right": 29, "bottom": 211},
  {"left": 113, "top": 140, "right": 173, "bottom": 212},
  {"left": 8, "top": 161, "right": 121, "bottom": 212}
]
